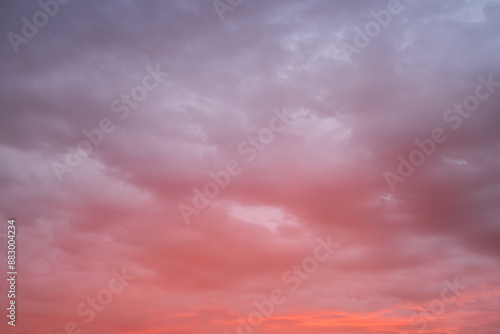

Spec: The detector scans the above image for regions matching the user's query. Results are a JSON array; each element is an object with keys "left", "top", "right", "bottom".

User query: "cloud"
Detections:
[{"left": 1, "top": 0, "right": 499, "bottom": 333}]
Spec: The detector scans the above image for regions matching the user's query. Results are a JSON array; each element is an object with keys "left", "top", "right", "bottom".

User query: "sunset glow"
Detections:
[{"left": 1, "top": 0, "right": 500, "bottom": 333}]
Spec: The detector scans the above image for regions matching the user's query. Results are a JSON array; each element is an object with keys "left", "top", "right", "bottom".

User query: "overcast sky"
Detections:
[{"left": 1, "top": 0, "right": 500, "bottom": 333}]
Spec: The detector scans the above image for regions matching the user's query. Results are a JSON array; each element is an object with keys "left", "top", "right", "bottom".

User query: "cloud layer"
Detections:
[{"left": 1, "top": 0, "right": 500, "bottom": 333}]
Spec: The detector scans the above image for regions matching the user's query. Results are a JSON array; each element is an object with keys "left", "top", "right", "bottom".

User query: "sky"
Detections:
[{"left": 0, "top": 0, "right": 500, "bottom": 333}]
